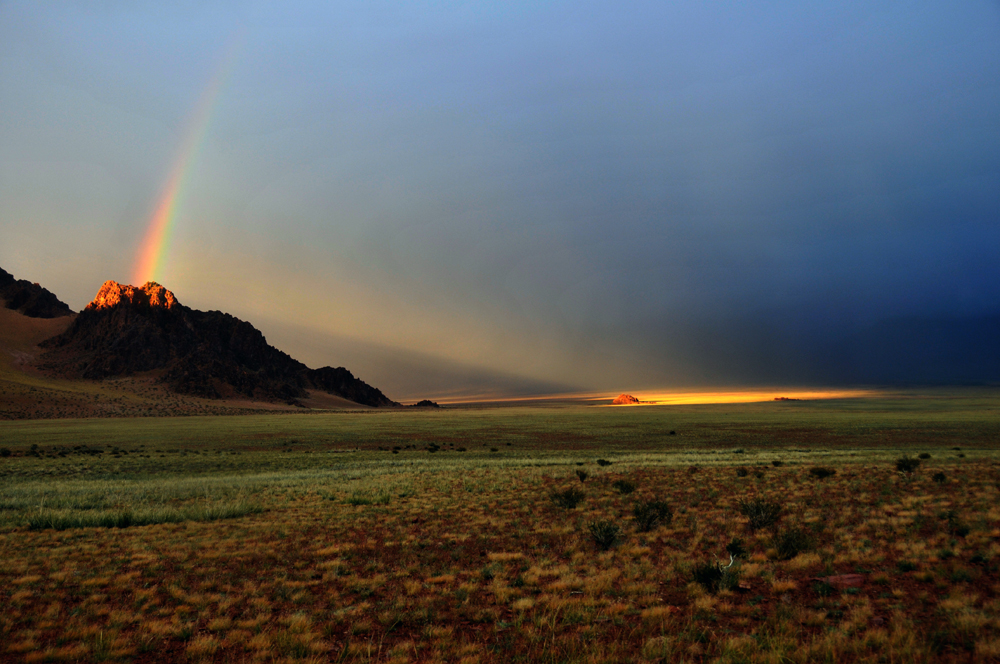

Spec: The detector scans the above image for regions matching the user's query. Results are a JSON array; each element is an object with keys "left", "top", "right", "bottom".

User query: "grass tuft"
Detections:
[
  {"left": 611, "top": 479, "right": 637, "bottom": 494},
  {"left": 808, "top": 466, "right": 836, "bottom": 479},
  {"left": 550, "top": 487, "right": 585, "bottom": 509},
  {"left": 774, "top": 526, "right": 813, "bottom": 560},
  {"left": 633, "top": 499, "right": 672, "bottom": 532},
  {"left": 587, "top": 520, "right": 621, "bottom": 551},
  {"left": 737, "top": 496, "right": 782, "bottom": 531}
]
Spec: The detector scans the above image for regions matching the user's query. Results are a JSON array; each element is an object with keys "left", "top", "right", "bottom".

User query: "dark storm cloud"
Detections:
[{"left": 2, "top": 1, "right": 999, "bottom": 391}]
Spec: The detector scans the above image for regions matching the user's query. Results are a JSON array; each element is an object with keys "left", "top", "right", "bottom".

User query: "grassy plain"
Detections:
[{"left": 1, "top": 391, "right": 1000, "bottom": 662}]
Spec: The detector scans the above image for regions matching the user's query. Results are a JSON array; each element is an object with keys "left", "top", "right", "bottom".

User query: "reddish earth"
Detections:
[{"left": 613, "top": 393, "right": 640, "bottom": 405}]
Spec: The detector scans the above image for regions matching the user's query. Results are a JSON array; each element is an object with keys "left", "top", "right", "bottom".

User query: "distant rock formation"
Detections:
[
  {"left": 407, "top": 400, "right": 441, "bottom": 408},
  {"left": 613, "top": 393, "right": 640, "bottom": 405},
  {"left": 0, "top": 267, "right": 73, "bottom": 318},
  {"left": 40, "top": 280, "right": 398, "bottom": 407}
]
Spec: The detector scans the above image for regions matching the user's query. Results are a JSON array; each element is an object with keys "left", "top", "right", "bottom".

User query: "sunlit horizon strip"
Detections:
[
  {"left": 426, "top": 387, "right": 881, "bottom": 406},
  {"left": 131, "top": 32, "right": 243, "bottom": 286}
]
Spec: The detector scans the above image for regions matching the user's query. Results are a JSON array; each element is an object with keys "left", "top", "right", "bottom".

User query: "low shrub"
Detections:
[
  {"left": 946, "top": 511, "right": 970, "bottom": 537},
  {"left": 933, "top": 472, "right": 947, "bottom": 483},
  {"left": 596, "top": 459, "right": 613, "bottom": 467},
  {"left": 737, "top": 496, "right": 782, "bottom": 531},
  {"left": 551, "top": 488, "right": 586, "bottom": 509},
  {"left": 771, "top": 460, "right": 784, "bottom": 467},
  {"left": 774, "top": 526, "right": 813, "bottom": 560},
  {"left": 588, "top": 520, "right": 622, "bottom": 551},
  {"left": 576, "top": 469, "right": 589, "bottom": 483},
  {"left": 692, "top": 561, "right": 740, "bottom": 593},
  {"left": 633, "top": 499, "right": 672, "bottom": 532},
  {"left": 808, "top": 466, "right": 836, "bottom": 479},
  {"left": 726, "top": 537, "right": 747, "bottom": 559},
  {"left": 346, "top": 492, "right": 392, "bottom": 506},
  {"left": 896, "top": 456, "right": 921, "bottom": 473},
  {"left": 735, "top": 467, "right": 749, "bottom": 478},
  {"left": 612, "top": 479, "right": 637, "bottom": 494},
  {"left": 918, "top": 452, "right": 931, "bottom": 459}
]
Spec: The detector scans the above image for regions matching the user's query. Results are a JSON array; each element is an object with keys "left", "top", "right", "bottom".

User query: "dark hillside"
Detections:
[
  {"left": 41, "top": 281, "right": 397, "bottom": 407},
  {"left": 0, "top": 267, "right": 73, "bottom": 318}
]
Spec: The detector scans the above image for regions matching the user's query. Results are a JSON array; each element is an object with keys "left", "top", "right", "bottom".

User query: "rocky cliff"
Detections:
[{"left": 41, "top": 280, "right": 398, "bottom": 407}]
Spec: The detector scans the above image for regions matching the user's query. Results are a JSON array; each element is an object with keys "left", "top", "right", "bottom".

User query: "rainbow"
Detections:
[{"left": 131, "top": 36, "right": 242, "bottom": 286}]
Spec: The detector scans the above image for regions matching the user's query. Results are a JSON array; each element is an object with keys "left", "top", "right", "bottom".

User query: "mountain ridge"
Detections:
[
  {"left": 38, "top": 279, "right": 398, "bottom": 407},
  {"left": 0, "top": 267, "right": 74, "bottom": 318}
]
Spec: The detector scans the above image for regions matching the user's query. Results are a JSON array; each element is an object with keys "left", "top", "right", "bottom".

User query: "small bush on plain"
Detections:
[
  {"left": 726, "top": 537, "right": 747, "bottom": 559},
  {"left": 896, "top": 456, "right": 921, "bottom": 473},
  {"left": 808, "top": 466, "right": 836, "bottom": 479},
  {"left": 774, "top": 526, "right": 813, "bottom": 560},
  {"left": 692, "top": 561, "right": 740, "bottom": 593},
  {"left": 946, "top": 511, "right": 970, "bottom": 537},
  {"left": 576, "top": 469, "right": 588, "bottom": 483},
  {"left": 588, "top": 520, "right": 621, "bottom": 551},
  {"left": 596, "top": 459, "right": 612, "bottom": 467},
  {"left": 612, "top": 479, "right": 637, "bottom": 494},
  {"left": 738, "top": 496, "right": 782, "bottom": 531},
  {"left": 633, "top": 499, "right": 672, "bottom": 532},
  {"left": 551, "top": 487, "right": 585, "bottom": 509}
]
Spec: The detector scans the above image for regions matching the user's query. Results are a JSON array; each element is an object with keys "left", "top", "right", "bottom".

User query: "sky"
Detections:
[{"left": 1, "top": 1, "right": 999, "bottom": 400}]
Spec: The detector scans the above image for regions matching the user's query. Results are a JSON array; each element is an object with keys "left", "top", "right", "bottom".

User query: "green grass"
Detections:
[
  {"left": 0, "top": 390, "right": 998, "bottom": 532},
  {"left": 26, "top": 501, "right": 263, "bottom": 530}
]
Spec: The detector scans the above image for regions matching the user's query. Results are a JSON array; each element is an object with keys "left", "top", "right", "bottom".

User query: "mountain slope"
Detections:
[
  {"left": 0, "top": 267, "right": 73, "bottom": 318},
  {"left": 40, "top": 281, "right": 398, "bottom": 407}
]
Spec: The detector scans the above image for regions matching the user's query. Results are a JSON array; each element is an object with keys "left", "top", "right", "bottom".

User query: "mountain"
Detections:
[
  {"left": 40, "top": 280, "right": 398, "bottom": 407},
  {"left": 0, "top": 267, "right": 73, "bottom": 318}
]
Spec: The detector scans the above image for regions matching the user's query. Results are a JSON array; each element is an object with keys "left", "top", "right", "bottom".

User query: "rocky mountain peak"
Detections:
[{"left": 87, "top": 280, "right": 178, "bottom": 311}]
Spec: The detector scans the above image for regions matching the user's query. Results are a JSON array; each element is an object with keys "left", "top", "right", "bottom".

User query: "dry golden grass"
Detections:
[{"left": 2, "top": 397, "right": 1000, "bottom": 661}]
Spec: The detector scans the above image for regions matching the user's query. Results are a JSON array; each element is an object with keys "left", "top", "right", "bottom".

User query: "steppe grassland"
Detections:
[{"left": 1, "top": 392, "right": 1000, "bottom": 662}]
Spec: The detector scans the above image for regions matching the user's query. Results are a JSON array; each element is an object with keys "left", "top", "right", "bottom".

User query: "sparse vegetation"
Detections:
[
  {"left": 550, "top": 487, "right": 586, "bottom": 509},
  {"left": 0, "top": 397, "right": 998, "bottom": 662},
  {"left": 692, "top": 560, "right": 740, "bottom": 593},
  {"left": 596, "top": 458, "right": 612, "bottom": 467},
  {"left": 575, "top": 469, "right": 588, "bottom": 482},
  {"left": 946, "top": 510, "right": 971, "bottom": 537},
  {"left": 587, "top": 520, "right": 621, "bottom": 550},
  {"left": 611, "top": 478, "right": 636, "bottom": 494},
  {"left": 808, "top": 466, "right": 836, "bottom": 478},
  {"left": 632, "top": 499, "right": 672, "bottom": 532},
  {"left": 737, "top": 495, "right": 783, "bottom": 531},
  {"left": 896, "top": 456, "right": 921, "bottom": 473},
  {"left": 774, "top": 525, "right": 813, "bottom": 560}
]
